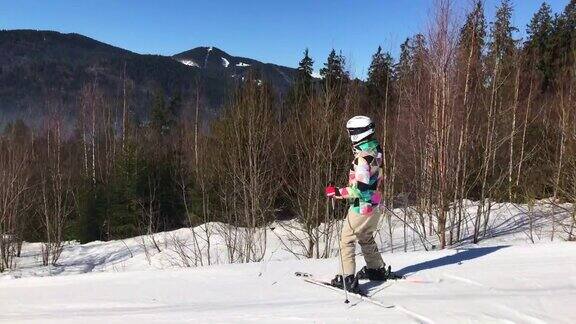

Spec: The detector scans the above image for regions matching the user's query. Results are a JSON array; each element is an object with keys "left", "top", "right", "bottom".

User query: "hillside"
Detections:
[{"left": 0, "top": 30, "right": 297, "bottom": 124}]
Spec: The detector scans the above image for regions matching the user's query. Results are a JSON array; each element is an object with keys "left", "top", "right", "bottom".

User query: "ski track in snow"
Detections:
[
  {"left": 496, "top": 304, "right": 550, "bottom": 324},
  {"left": 1, "top": 201, "right": 576, "bottom": 323},
  {"left": 442, "top": 273, "right": 486, "bottom": 288},
  {"left": 394, "top": 305, "right": 435, "bottom": 324}
]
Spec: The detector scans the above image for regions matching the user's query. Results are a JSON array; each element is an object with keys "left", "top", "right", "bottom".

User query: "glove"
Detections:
[{"left": 325, "top": 182, "right": 341, "bottom": 198}]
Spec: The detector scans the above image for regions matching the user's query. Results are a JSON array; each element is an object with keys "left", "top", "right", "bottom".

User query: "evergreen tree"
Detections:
[
  {"left": 457, "top": 0, "right": 486, "bottom": 100},
  {"left": 107, "top": 143, "right": 141, "bottom": 239},
  {"left": 168, "top": 91, "right": 182, "bottom": 119},
  {"left": 150, "top": 89, "right": 174, "bottom": 135},
  {"left": 486, "top": 0, "right": 519, "bottom": 126},
  {"left": 458, "top": 0, "right": 486, "bottom": 60},
  {"left": 293, "top": 48, "right": 315, "bottom": 101},
  {"left": 396, "top": 38, "right": 414, "bottom": 83},
  {"left": 395, "top": 34, "right": 428, "bottom": 91},
  {"left": 412, "top": 34, "right": 428, "bottom": 65},
  {"left": 550, "top": 0, "right": 576, "bottom": 73},
  {"left": 366, "top": 46, "right": 395, "bottom": 109},
  {"left": 76, "top": 183, "right": 105, "bottom": 243},
  {"left": 320, "top": 49, "right": 348, "bottom": 86},
  {"left": 488, "top": 0, "right": 518, "bottom": 70},
  {"left": 525, "top": 2, "right": 554, "bottom": 90},
  {"left": 297, "top": 48, "right": 314, "bottom": 89}
]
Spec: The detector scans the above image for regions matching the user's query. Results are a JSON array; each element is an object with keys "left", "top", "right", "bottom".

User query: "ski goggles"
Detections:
[{"left": 347, "top": 123, "right": 374, "bottom": 135}]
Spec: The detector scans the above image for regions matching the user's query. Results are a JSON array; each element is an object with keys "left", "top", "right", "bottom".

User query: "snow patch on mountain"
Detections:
[
  {"left": 177, "top": 59, "right": 199, "bottom": 67},
  {"left": 203, "top": 47, "right": 214, "bottom": 68},
  {"left": 236, "top": 62, "right": 250, "bottom": 67},
  {"left": 221, "top": 57, "right": 230, "bottom": 68}
]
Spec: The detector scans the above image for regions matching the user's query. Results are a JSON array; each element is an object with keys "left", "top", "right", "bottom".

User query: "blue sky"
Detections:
[{"left": 0, "top": 0, "right": 570, "bottom": 79}]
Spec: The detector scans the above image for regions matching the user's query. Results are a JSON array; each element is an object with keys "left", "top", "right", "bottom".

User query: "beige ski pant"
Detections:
[{"left": 340, "top": 208, "right": 384, "bottom": 275}]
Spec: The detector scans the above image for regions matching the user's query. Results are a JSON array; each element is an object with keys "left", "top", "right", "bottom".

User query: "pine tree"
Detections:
[
  {"left": 550, "top": 0, "right": 576, "bottom": 72},
  {"left": 320, "top": 49, "right": 348, "bottom": 86},
  {"left": 525, "top": 2, "right": 554, "bottom": 90},
  {"left": 295, "top": 48, "right": 314, "bottom": 99},
  {"left": 150, "top": 89, "right": 176, "bottom": 135},
  {"left": 298, "top": 49, "right": 313, "bottom": 83},
  {"left": 395, "top": 34, "right": 428, "bottom": 94},
  {"left": 151, "top": 89, "right": 167, "bottom": 133},
  {"left": 412, "top": 34, "right": 428, "bottom": 67},
  {"left": 366, "top": 46, "right": 395, "bottom": 109},
  {"left": 107, "top": 143, "right": 140, "bottom": 239},
  {"left": 396, "top": 38, "right": 413, "bottom": 83},
  {"left": 168, "top": 91, "right": 182, "bottom": 118},
  {"left": 488, "top": 0, "right": 518, "bottom": 71},
  {"left": 457, "top": 0, "right": 486, "bottom": 103},
  {"left": 459, "top": 0, "right": 486, "bottom": 61}
]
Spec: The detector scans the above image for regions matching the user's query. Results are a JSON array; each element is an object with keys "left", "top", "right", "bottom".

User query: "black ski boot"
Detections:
[
  {"left": 331, "top": 274, "right": 360, "bottom": 294},
  {"left": 357, "top": 265, "right": 404, "bottom": 281}
]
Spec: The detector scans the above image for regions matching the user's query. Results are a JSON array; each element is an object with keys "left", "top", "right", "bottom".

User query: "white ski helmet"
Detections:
[{"left": 346, "top": 116, "right": 375, "bottom": 143}]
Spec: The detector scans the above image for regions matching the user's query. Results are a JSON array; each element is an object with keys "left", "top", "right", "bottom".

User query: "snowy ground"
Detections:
[{"left": 1, "top": 201, "right": 575, "bottom": 323}]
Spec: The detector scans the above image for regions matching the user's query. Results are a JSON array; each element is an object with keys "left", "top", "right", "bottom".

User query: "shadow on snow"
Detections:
[
  {"left": 362, "top": 245, "right": 509, "bottom": 292},
  {"left": 395, "top": 245, "right": 509, "bottom": 276}
]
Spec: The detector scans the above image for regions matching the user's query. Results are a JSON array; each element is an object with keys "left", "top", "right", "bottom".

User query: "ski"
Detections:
[
  {"left": 296, "top": 271, "right": 429, "bottom": 284},
  {"left": 295, "top": 272, "right": 394, "bottom": 308},
  {"left": 296, "top": 272, "right": 435, "bottom": 323}
]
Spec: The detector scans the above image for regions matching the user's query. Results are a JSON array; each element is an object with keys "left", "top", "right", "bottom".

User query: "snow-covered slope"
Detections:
[
  {"left": 1, "top": 243, "right": 574, "bottom": 323},
  {"left": 1, "top": 201, "right": 575, "bottom": 323}
]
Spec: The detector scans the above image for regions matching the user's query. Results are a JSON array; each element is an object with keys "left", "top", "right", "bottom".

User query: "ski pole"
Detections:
[{"left": 332, "top": 195, "right": 350, "bottom": 304}]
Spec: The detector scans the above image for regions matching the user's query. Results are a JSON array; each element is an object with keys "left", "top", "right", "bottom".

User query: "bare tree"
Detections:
[
  {"left": 39, "top": 115, "right": 73, "bottom": 266},
  {"left": 212, "top": 75, "right": 279, "bottom": 262},
  {"left": 424, "top": 0, "right": 459, "bottom": 248},
  {"left": 0, "top": 124, "right": 32, "bottom": 271}
]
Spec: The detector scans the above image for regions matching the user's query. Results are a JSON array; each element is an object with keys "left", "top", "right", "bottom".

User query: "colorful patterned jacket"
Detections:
[{"left": 338, "top": 138, "right": 383, "bottom": 215}]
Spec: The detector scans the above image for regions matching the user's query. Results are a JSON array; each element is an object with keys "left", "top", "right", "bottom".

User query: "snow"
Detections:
[
  {"left": 236, "top": 62, "right": 250, "bottom": 67},
  {"left": 221, "top": 57, "right": 229, "bottom": 68},
  {"left": 203, "top": 47, "right": 213, "bottom": 68},
  {"left": 177, "top": 59, "right": 199, "bottom": 67},
  {"left": 1, "top": 201, "right": 575, "bottom": 323},
  {"left": 312, "top": 71, "right": 322, "bottom": 79}
]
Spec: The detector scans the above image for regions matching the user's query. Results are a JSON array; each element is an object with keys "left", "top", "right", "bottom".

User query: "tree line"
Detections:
[{"left": 1, "top": 0, "right": 575, "bottom": 272}]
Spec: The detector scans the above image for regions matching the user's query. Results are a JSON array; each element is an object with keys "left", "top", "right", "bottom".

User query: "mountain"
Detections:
[
  {"left": 0, "top": 30, "right": 298, "bottom": 125},
  {"left": 173, "top": 46, "right": 296, "bottom": 92}
]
